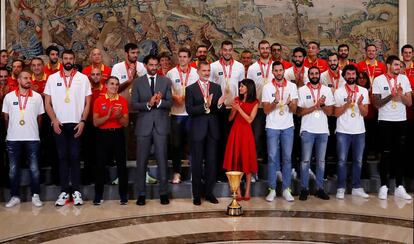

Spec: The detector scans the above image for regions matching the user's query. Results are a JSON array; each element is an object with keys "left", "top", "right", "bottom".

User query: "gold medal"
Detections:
[
  {"left": 279, "top": 110, "right": 284, "bottom": 116},
  {"left": 314, "top": 111, "right": 320, "bottom": 118},
  {"left": 351, "top": 112, "right": 356, "bottom": 118},
  {"left": 65, "top": 97, "right": 71, "bottom": 103},
  {"left": 19, "top": 119, "right": 25, "bottom": 126},
  {"left": 279, "top": 102, "right": 284, "bottom": 116},
  {"left": 391, "top": 102, "right": 397, "bottom": 109}
]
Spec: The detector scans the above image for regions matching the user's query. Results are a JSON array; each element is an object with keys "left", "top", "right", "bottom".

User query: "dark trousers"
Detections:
[
  {"left": 378, "top": 121, "right": 407, "bottom": 187},
  {"left": 191, "top": 134, "right": 217, "bottom": 198},
  {"left": 217, "top": 109, "right": 232, "bottom": 180},
  {"left": 94, "top": 128, "right": 128, "bottom": 198},
  {"left": 81, "top": 122, "right": 97, "bottom": 184},
  {"left": 252, "top": 108, "right": 267, "bottom": 162},
  {"left": 6, "top": 141, "right": 40, "bottom": 197},
  {"left": 40, "top": 114, "right": 59, "bottom": 184},
  {"left": 54, "top": 123, "right": 81, "bottom": 193},
  {"left": 404, "top": 120, "right": 414, "bottom": 178},
  {"left": 136, "top": 127, "right": 168, "bottom": 196},
  {"left": 170, "top": 115, "right": 190, "bottom": 174},
  {"left": 325, "top": 116, "right": 337, "bottom": 177}
]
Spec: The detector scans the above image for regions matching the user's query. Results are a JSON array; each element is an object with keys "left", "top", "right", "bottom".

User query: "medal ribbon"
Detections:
[
  {"left": 365, "top": 60, "right": 377, "bottom": 84},
  {"left": 16, "top": 89, "right": 31, "bottom": 122},
  {"left": 178, "top": 65, "right": 191, "bottom": 95},
  {"left": 197, "top": 80, "right": 210, "bottom": 103},
  {"left": 61, "top": 69, "right": 76, "bottom": 102},
  {"left": 306, "top": 82, "right": 322, "bottom": 104},
  {"left": 385, "top": 73, "right": 399, "bottom": 108},
  {"left": 345, "top": 83, "right": 359, "bottom": 115},
  {"left": 328, "top": 68, "right": 341, "bottom": 90},
  {"left": 125, "top": 61, "right": 135, "bottom": 80},
  {"left": 258, "top": 59, "right": 272, "bottom": 83}
]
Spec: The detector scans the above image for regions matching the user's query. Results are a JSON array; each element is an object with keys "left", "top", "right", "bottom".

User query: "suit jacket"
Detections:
[
  {"left": 185, "top": 81, "right": 224, "bottom": 141},
  {"left": 131, "top": 75, "right": 172, "bottom": 136}
]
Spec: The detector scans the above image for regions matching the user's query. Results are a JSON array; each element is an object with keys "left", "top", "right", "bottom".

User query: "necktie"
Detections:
[{"left": 150, "top": 76, "right": 155, "bottom": 95}]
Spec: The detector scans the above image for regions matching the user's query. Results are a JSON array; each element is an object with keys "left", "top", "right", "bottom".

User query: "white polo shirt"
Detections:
[
  {"left": 247, "top": 60, "right": 274, "bottom": 107},
  {"left": 44, "top": 71, "right": 92, "bottom": 124},
  {"left": 320, "top": 70, "right": 346, "bottom": 92},
  {"left": 210, "top": 59, "right": 245, "bottom": 108},
  {"left": 262, "top": 81, "right": 298, "bottom": 130},
  {"left": 166, "top": 66, "right": 199, "bottom": 115},
  {"left": 284, "top": 66, "right": 310, "bottom": 85},
  {"left": 111, "top": 61, "right": 146, "bottom": 84},
  {"left": 298, "top": 84, "right": 335, "bottom": 134},
  {"left": 2, "top": 90, "right": 44, "bottom": 141},
  {"left": 334, "top": 85, "right": 369, "bottom": 134},
  {"left": 372, "top": 74, "right": 412, "bottom": 121}
]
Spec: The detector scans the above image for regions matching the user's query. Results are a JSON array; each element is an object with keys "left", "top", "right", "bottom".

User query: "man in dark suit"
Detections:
[
  {"left": 185, "top": 61, "right": 226, "bottom": 205},
  {"left": 131, "top": 54, "right": 172, "bottom": 205}
]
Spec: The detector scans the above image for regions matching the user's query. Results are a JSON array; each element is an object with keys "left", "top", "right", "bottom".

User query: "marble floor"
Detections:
[{"left": 0, "top": 195, "right": 412, "bottom": 244}]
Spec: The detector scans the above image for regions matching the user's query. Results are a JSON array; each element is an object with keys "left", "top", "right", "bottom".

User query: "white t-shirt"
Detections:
[
  {"left": 284, "top": 66, "right": 310, "bottom": 85},
  {"left": 247, "top": 60, "right": 274, "bottom": 107},
  {"left": 262, "top": 81, "right": 298, "bottom": 130},
  {"left": 44, "top": 71, "right": 92, "bottom": 124},
  {"left": 2, "top": 90, "right": 45, "bottom": 141},
  {"left": 210, "top": 59, "right": 245, "bottom": 108},
  {"left": 111, "top": 61, "right": 147, "bottom": 84},
  {"left": 166, "top": 66, "right": 199, "bottom": 115},
  {"left": 334, "top": 85, "right": 369, "bottom": 134},
  {"left": 298, "top": 84, "right": 335, "bottom": 134},
  {"left": 320, "top": 70, "right": 346, "bottom": 92},
  {"left": 372, "top": 74, "right": 412, "bottom": 122}
]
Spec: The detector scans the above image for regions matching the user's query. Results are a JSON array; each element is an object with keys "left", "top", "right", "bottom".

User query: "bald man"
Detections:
[{"left": 82, "top": 48, "right": 112, "bottom": 84}]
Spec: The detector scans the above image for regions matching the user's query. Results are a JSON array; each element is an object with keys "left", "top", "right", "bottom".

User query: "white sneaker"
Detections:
[
  {"left": 336, "top": 188, "right": 345, "bottom": 199},
  {"left": 276, "top": 171, "right": 283, "bottom": 182},
  {"left": 283, "top": 188, "right": 294, "bottom": 202},
  {"left": 72, "top": 191, "right": 84, "bottom": 206},
  {"left": 32, "top": 194, "right": 43, "bottom": 207},
  {"left": 55, "top": 192, "right": 70, "bottom": 206},
  {"left": 172, "top": 173, "right": 181, "bottom": 184},
  {"left": 309, "top": 169, "right": 316, "bottom": 180},
  {"left": 5, "top": 197, "right": 20, "bottom": 208},
  {"left": 266, "top": 189, "right": 276, "bottom": 202},
  {"left": 352, "top": 188, "right": 369, "bottom": 199},
  {"left": 378, "top": 185, "right": 388, "bottom": 200},
  {"left": 251, "top": 174, "right": 257, "bottom": 183},
  {"left": 146, "top": 172, "right": 158, "bottom": 184},
  {"left": 394, "top": 185, "right": 412, "bottom": 200}
]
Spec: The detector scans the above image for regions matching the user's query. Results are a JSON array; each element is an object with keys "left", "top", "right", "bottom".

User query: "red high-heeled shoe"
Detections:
[{"left": 243, "top": 196, "right": 251, "bottom": 201}]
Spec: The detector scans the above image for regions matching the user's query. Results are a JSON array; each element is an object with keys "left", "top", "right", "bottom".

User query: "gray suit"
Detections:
[{"left": 131, "top": 74, "right": 172, "bottom": 196}]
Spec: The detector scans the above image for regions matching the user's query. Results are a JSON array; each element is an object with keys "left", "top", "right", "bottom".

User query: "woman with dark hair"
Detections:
[
  {"left": 223, "top": 79, "right": 259, "bottom": 200},
  {"left": 356, "top": 71, "right": 375, "bottom": 179}
]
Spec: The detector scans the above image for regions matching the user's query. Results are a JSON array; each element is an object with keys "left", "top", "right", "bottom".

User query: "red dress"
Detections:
[{"left": 223, "top": 98, "right": 258, "bottom": 173}]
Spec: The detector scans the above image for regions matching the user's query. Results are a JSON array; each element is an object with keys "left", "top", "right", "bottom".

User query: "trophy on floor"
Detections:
[{"left": 226, "top": 171, "right": 244, "bottom": 216}]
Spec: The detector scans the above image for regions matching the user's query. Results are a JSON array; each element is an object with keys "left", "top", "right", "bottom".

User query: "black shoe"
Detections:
[
  {"left": 120, "top": 196, "right": 128, "bottom": 205},
  {"left": 315, "top": 189, "right": 330, "bottom": 200},
  {"left": 93, "top": 196, "right": 103, "bottom": 205},
  {"left": 299, "top": 189, "right": 309, "bottom": 201},
  {"left": 160, "top": 194, "right": 170, "bottom": 205},
  {"left": 136, "top": 195, "right": 146, "bottom": 205},
  {"left": 193, "top": 197, "right": 201, "bottom": 206},
  {"left": 206, "top": 194, "right": 219, "bottom": 204}
]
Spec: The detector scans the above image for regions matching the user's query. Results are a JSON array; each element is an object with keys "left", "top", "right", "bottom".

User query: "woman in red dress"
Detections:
[{"left": 223, "top": 79, "right": 259, "bottom": 200}]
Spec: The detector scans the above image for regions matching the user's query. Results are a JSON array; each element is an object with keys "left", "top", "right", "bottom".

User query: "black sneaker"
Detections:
[
  {"left": 299, "top": 189, "right": 309, "bottom": 201},
  {"left": 315, "top": 189, "right": 330, "bottom": 200}
]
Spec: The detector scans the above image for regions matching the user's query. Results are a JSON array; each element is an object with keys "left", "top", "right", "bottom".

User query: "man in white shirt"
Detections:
[
  {"left": 372, "top": 55, "right": 413, "bottom": 200},
  {"left": 44, "top": 50, "right": 92, "bottom": 206},
  {"left": 334, "top": 64, "right": 370, "bottom": 200},
  {"left": 166, "top": 47, "right": 199, "bottom": 184},
  {"left": 297, "top": 67, "right": 334, "bottom": 201},
  {"left": 211, "top": 40, "right": 244, "bottom": 181},
  {"left": 111, "top": 43, "right": 147, "bottom": 105},
  {"left": 320, "top": 52, "right": 346, "bottom": 178},
  {"left": 262, "top": 61, "right": 298, "bottom": 202},
  {"left": 284, "top": 47, "right": 309, "bottom": 87},
  {"left": 3, "top": 71, "right": 45, "bottom": 208},
  {"left": 248, "top": 40, "right": 273, "bottom": 164}
]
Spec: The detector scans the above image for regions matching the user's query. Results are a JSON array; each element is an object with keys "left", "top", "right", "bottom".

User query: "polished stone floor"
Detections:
[{"left": 0, "top": 195, "right": 412, "bottom": 243}]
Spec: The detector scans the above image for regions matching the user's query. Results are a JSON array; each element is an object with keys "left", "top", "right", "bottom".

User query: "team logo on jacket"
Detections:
[
  {"left": 102, "top": 105, "right": 107, "bottom": 110},
  {"left": 13, "top": 101, "right": 18, "bottom": 105},
  {"left": 257, "top": 72, "right": 262, "bottom": 76},
  {"left": 175, "top": 79, "right": 180, "bottom": 83},
  {"left": 384, "top": 87, "right": 389, "bottom": 91},
  {"left": 218, "top": 71, "right": 223, "bottom": 76},
  {"left": 306, "top": 95, "right": 311, "bottom": 99},
  {"left": 57, "top": 83, "right": 62, "bottom": 86},
  {"left": 121, "top": 75, "right": 127, "bottom": 79}
]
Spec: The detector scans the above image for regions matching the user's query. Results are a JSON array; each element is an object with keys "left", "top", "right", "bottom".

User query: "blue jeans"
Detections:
[
  {"left": 300, "top": 131, "right": 328, "bottom": 190},
  {"left": 336, "top": 132, "right": 365, "bottom": 189},
  {"left": 7, "top": 141, "right": 40, "bottom": 197},
  {"left": 266, "top": 126, "right": 294, "bottom": 190}
]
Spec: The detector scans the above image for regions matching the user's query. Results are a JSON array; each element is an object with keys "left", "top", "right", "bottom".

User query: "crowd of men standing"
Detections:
[{"left": 0, "top": 39, "right": 413, "bottom": 208}]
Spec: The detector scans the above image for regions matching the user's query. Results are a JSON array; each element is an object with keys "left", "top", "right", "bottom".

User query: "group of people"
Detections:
[{"left": 0, "top": 39, "right": 413, "bottom": 208}]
